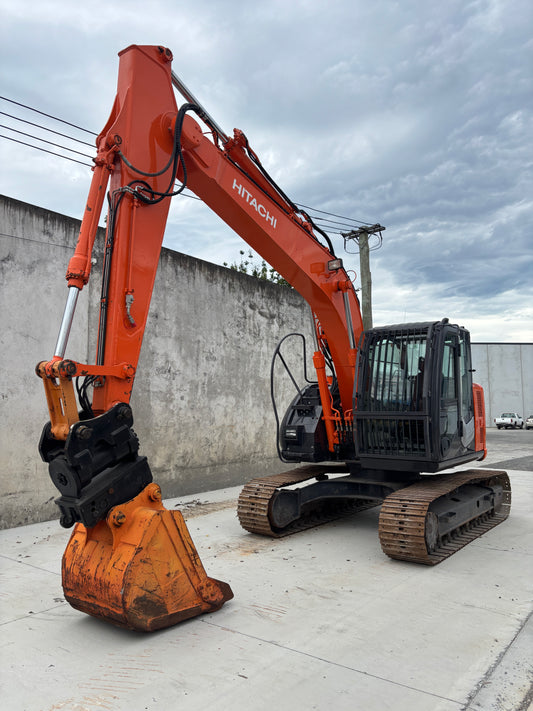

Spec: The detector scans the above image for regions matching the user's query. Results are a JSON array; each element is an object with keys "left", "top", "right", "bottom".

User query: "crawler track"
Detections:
[
  {"left": 238, "top": 466, "right": 511, "bottom": 565},
  {"left": 378, "top": 469, "right": 511, "bottom": 565},
  {"left": 237, "top": 464, "right": 379, "bottom": 537}
]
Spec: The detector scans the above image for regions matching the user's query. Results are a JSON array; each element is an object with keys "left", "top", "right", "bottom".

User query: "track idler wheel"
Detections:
[{"left": 62, "top": 483, "right": 233, "bottom": 631}]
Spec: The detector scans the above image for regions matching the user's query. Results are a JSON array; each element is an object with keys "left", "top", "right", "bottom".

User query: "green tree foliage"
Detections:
[{"left": 224, "top": 250, "right": 290, "bottom": 287}]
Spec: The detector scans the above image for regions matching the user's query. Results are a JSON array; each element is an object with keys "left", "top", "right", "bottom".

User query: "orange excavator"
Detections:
[{"left": 37, "top": 45, "right": 511, "bottom": 632}]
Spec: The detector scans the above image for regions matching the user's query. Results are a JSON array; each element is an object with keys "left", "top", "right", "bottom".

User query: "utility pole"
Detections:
[{"left": 341, "top": 224, "right": 385, "bottom": 331}]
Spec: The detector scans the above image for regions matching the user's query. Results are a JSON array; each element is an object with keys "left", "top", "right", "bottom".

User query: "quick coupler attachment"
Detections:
[{"left": 39, "top": 403, "right": 151, "bottom": 527}]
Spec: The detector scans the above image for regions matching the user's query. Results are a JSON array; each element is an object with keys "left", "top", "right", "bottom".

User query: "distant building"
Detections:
[{"left": 471, "top": 343, "right": 533, "bottom": 426}]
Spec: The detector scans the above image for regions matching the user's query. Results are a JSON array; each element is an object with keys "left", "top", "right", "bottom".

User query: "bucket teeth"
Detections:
[{"left": 62, "top": 483, "right": 233, "bottom": 631}]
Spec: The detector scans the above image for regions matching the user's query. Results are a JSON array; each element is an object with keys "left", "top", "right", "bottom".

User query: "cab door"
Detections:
[{"left": 439, "top": 329, "right": 475, "bottom": 460}]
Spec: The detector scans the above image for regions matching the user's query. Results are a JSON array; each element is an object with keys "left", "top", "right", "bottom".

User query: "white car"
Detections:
[
  {"left": 494, "top": 413, "right": 524, "bottom": 429},
  {"left": 526, "top": 415, "right": 533, "bottom": 430}
]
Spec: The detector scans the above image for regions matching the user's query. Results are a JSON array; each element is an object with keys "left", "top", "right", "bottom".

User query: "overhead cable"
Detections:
[
  {"left": 0, "top": 134, "right": 93, "bottom": 167},
  {"left": 1, "top": 96, "right": 375, "bottom": 230},
  {"left": 296, "top": 202, "right": 372, "bottom": 226},
  {"left": 0, "top": 96, "right": 97, "bottom": 136},
  {"left": 0, "top": 124, "right": 94, "bottom": 159},
  {"left": 0, "top": 111, "right": 95, "bottom": 147}
]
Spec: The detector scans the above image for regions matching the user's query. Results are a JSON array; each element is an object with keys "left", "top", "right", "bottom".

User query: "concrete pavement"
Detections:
[{"left": 1, "top": 431, "right": 532, "bottom": 711}]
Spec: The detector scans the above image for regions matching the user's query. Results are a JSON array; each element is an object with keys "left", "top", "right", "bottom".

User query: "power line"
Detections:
[
  {"left": 0, "top": 128, "right": 203, "bottom": 202},
  {"left": 296, "top": 202, "right": 372, "bottom": 226},
  {"left": 0, "top": 135, "right": 93, "bottom": 167},
  {"left": 0, "top": 124, "right": 94, "bottom": 159},
  {"left": 0, "top": 96, "right": 379, "bottom": 230},
  {"left": 1, "top": 127, "right": 370, "bottom": 231},
  {"left": 0, "top": 110, "right": 95, "bottom": 147},
  {"left": 0, "top": 96, "right": 97, "bottom": 136},
  {"left": 308, "top": 215, "right": 368, "bottom": 231},
  {"left": 1, "top": 128, "right": 370, "bottom": 231}
]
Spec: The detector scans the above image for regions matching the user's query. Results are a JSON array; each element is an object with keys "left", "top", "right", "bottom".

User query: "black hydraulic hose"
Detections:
[
  {"left": 96, "top": 189, "right": 128, "bottom": 365},
  {"left": 117, "top": 102, "right": 203, "bottom": 204},
  {"left": 117, "top": 102, "right": 196, "bottom": 178},
  {"left": 270, "top": 333, "right": 316, "bottom": 462}
]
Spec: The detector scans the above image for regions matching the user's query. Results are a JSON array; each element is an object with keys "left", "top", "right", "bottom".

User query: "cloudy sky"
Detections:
[{"left": 1, "top": 0, "right": 532, "bottom": 342}]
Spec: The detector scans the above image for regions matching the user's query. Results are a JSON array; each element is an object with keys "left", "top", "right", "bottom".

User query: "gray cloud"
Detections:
[{"left": 1, "top": 0, "right": 531, "bottom": 341}]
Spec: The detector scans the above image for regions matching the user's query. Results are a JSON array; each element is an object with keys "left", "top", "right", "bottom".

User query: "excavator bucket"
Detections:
[{"left": 62, "top": 483, "right": 233, "bottom": 631}]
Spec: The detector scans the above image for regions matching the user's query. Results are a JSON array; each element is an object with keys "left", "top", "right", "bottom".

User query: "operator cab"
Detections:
[{"left": 353, "top": 319, "right": 484, "bottom": 472}]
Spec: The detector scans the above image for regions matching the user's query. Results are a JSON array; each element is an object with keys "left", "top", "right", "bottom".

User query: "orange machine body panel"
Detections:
[{"left": 473, "top": 382, "right": 487, "bottom": 460}]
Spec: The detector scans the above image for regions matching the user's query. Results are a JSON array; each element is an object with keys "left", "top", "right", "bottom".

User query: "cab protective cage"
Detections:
[{"left": 353, "top": 319, "right": 483, "bottom": 472}]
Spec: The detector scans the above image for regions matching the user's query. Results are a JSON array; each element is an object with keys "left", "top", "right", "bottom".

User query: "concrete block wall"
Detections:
[{"left": 0, "top": 195, "right": 313, "bottom": 528}]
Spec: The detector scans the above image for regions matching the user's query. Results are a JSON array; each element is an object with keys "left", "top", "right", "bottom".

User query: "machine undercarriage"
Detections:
[{"left": 238, "top": 465, "right": 511, "bottom": 564}]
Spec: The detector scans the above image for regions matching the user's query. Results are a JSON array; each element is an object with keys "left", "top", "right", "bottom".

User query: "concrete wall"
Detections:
[
  {"left": 471, "top": 343, "right": 533, "bottom": 426},
  {"left": 0, "top": 195, "right": 313, "bottom": 528},
  {"left": 2, "top": 195, "right": 531, "bottom": 528}
]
